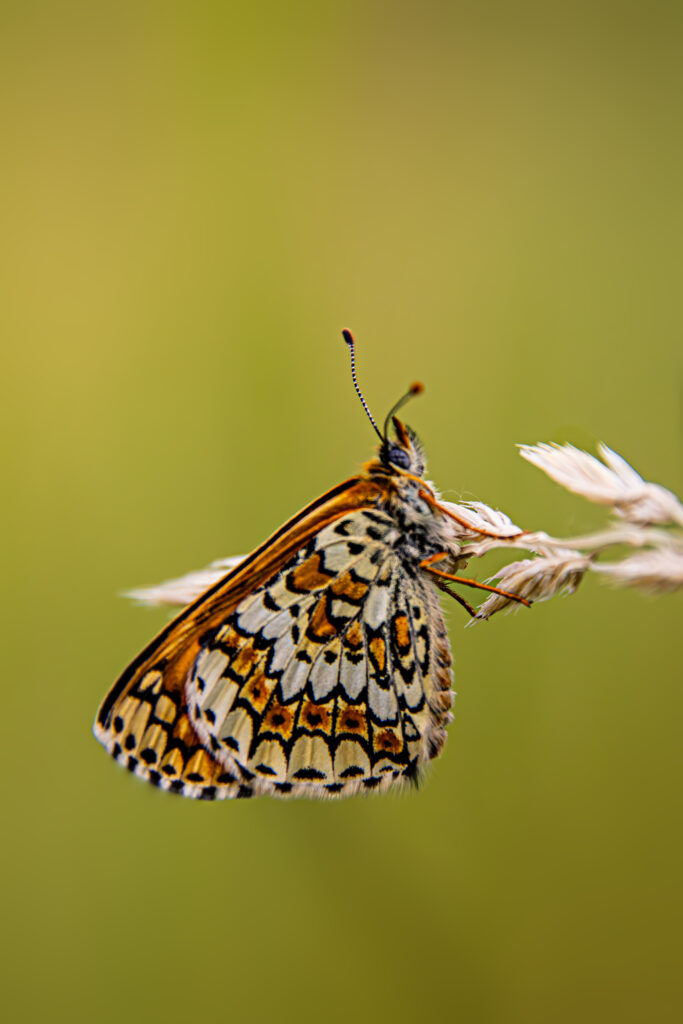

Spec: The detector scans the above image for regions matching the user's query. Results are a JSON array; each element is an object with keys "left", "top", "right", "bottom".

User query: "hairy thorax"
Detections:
[{"left": 365, "top": 460, "right": 461, "bottom": 569}]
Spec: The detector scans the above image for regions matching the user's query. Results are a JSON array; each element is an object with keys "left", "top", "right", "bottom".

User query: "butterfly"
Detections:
[{"left": 93, "top": 331, "right": 528, "bottom": 800}]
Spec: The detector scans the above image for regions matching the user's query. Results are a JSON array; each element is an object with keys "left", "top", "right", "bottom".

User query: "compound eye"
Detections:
[{"left": 387, "top": 445, "right": 411, "bottom": 469}]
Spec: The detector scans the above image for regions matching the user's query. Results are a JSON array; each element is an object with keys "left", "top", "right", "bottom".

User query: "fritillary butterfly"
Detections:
[{"left": 93, "top": 331, "right": 527, "bottom": 799}]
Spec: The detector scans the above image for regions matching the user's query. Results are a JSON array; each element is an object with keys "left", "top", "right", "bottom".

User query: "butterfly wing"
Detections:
[{"left": 94, "top": 477, "right": 454, "bottom": 799}]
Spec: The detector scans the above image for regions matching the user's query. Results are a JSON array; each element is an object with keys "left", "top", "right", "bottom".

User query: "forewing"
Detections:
[{"left": 94, "top": 477, "right": 383, "bottom": 799}]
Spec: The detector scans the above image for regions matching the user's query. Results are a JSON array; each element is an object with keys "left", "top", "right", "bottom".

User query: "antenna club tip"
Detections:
[
  {"left": 341, "top": 328, "right": 355, "bottom": 347},
  {"left": 410, "top": 381, "right": 424, "bottom": 395}
]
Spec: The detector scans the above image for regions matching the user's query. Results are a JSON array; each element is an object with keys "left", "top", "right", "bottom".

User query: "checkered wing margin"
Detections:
[{"left": 94, "top": 483, "right": 453, "bottom": 800}]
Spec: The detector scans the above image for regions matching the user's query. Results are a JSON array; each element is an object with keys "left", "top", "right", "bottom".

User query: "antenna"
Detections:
[
  {"left": 382, "top": 381, "right": 423, "bottom": 444},
  {"left": 341, "top": 329, "right": 383, "bottom": 442}
]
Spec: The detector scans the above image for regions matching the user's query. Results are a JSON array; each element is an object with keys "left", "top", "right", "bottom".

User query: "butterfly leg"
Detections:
[
  {"left": 432, "top": 577, "right": 477, "bottom": 617},
  {"left": 420, "top": 552, "right": 531, "bottom": 607}
]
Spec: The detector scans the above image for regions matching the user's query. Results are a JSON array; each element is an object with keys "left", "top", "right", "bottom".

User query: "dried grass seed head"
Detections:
[{"left": 518, "top": 442, "right": 683, "bottom": 527}]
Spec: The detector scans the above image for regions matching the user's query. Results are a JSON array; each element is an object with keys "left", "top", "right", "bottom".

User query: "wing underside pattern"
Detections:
[{"left": 95, "top": 502, "right": 454, "bottom": 799}]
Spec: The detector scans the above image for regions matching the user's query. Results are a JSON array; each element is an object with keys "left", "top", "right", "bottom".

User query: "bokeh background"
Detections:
[{"left": 2, "top": 3, "right": 682, "bottom": 1022}]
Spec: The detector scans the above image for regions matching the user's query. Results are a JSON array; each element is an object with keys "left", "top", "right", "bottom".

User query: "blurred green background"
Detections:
[{"left": 2, "top": 2, "right": 682, "bottom": 1022}]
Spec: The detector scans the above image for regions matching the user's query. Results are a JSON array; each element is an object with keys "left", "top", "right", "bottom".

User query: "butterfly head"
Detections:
[{"left": 381, "top": 411, "right": 426, "bottom": 477}]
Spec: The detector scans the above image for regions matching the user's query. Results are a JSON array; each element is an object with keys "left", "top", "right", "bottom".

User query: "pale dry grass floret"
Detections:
[
  {"left": 126, "top": 443, "right": 683, "bottom": 620},
  {"left": 471, "top": 443, "right": 683, "bottom": 619}
]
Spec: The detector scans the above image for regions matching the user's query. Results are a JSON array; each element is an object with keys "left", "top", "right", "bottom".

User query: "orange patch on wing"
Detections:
[
  {"left": 232, "top": 644, "right": 259, "bottom": 678},
  {"left": 373, "top": 728, "right": 403, "bottom": 755},
  {"left": 299, "top": 701, "right": 333, "bottom": 734},
  {"left": 242, "top": 674, "right": 274, "bottom": 713},
  {"left": 291, "top": 553, "right": 333, "bottom": 592},
  {"left": 393, "top": 614, "right": 411, "bottom": 650},
  {"left": 344, "top": 621, "right": 363, "bottom": 649},
  {"left": 331, "top": 573, "right": 369, "bottom": 602},
  {"left": 262, "top": 700, "right": 296, "bottom": 741},
  {"left": 174, "top": 712, "right": 200, "bottom": 746},
  {"left": 337, "top": 703, "right": 369, "bottom": 740},
  {"left": 308, "top": 596, "right": 338, "bottom": 640},
  {"left": 183, "top": 749, "right": 214, "bottom": 783},
  {"left": 369, "top": 636, "right": 386, "bottom": 672},
  {"left": 215, "top": 624, "right": 242, "bottom": 652}
]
